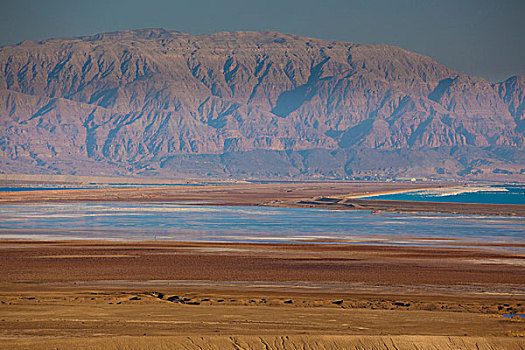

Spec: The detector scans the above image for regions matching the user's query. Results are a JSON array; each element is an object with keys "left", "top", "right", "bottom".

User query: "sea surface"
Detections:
[
  {"left": 359, "top": 185, "right": 525, "bottom": 205},
  {"left": 0, "top": 182, "right": 226, "bottom": 192},
  {"left": 0, "top": 203, "right": 523, "bottom": 250}
]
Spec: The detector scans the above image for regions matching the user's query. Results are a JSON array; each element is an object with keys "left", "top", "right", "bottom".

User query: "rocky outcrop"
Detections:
[
  {"left": 0, "top": 29, "right": 523, "bottom": 179},
  {"left": 495, "top": 75, "right": 525, "bottom": 133}
]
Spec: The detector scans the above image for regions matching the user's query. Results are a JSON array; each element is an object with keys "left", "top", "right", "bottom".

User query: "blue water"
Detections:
[
  {"left": 0, "top": 203, "right": 523, "bottom": 248},
  {"left": 361, "top": 185, "right": 525, "bottom": 205},
  {"left": 0, "top": 182, "right": 231, "bottom": 192},
  {"left": 0, "top": 186, "right": 91, "bottom": 192},
  {"left": 500, "top": 314, "right": 525, "bottom": 319}
]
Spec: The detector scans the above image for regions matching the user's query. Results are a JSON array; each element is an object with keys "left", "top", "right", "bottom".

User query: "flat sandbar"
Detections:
[{"left": 2, "top": 240, "right": 524, "bottom": 293}]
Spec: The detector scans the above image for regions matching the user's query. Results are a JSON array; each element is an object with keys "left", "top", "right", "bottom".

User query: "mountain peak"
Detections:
[
  {"left": 80, "top": 28, "right": 178, "bottom": 41},
  {"left": 0, "top": 29, "right": 523, "bottom": 179}
]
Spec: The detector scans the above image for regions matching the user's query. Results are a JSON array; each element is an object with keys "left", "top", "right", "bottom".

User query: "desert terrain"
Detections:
[
  {"left": 0, "top": 240, "right": 524, "bottom": 349},
  {"left": 0, "top": 4, "right": 523, "bottom": 349},
  {"left": 0, "top": 181, "right": 524, "bottom": 349}
]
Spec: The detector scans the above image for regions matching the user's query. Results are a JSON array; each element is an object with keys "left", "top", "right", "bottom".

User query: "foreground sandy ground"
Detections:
[{"left": 0, "top": 240, "right": 524, "bottom": 349}]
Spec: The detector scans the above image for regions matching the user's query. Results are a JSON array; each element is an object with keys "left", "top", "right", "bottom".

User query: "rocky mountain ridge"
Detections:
[{"left": 0, "top": 28, "right": 523, "bottom": 179}]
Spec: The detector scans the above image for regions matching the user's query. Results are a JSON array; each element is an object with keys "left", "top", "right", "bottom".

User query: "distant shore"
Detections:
[
  {"left": 1, "top": 181, "right": 523, "bottom": 216},
  {"left": 344, "top": 187, "right": 433, "bottom": 198}
]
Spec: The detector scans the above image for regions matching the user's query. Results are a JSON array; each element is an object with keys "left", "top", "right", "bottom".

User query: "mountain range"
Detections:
[{"left": 0, "top": 28, "right": 523, "bottom": 180}]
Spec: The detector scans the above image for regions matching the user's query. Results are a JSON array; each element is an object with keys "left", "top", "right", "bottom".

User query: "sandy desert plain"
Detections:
[{"left": 0, "top": 179, "right": 524, "bottom": 349}]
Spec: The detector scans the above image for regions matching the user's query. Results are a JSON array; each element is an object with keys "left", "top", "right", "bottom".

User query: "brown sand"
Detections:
[
  {"left": 0, "top": 240, "right": 524, "bottom": 349},
  {"left": 2, "top": 241, "right": 525, "bottom": 286},
  {"left": 281, "top": 196, "right": 525, "bottom": 216}
]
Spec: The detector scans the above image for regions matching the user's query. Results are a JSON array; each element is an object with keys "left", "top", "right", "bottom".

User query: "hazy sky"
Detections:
[{"left": 1, "top": 0, "right": 523, "bottom": 82}]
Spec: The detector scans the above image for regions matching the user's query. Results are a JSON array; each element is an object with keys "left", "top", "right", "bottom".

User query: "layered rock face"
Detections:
[{"left": 0, "top": 28, "right": 523, "bottom": 179}]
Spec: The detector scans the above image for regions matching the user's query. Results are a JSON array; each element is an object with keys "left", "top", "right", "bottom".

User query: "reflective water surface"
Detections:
[
  {"left": 361, "top": 185, "right": 525, "bottom": 205},
  {"left": 0, "top": 182, "right": 225, "bottom": 192},
  {"left": 0, "top": 203, "right": 523, "bottom": 249}
]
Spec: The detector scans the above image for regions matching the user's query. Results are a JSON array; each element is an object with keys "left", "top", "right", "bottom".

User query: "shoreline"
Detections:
[
  {"left": 1, "top": 235, "right": 524, "bottom": 251},
  {"left": 270, "top": 198, "right": 525, "bottom": 216},
  {"left": 344, "top": 187, "right": 439, "bottom": 199},
  {"left": 0, "top": 182, "right": 523, "bottom": 216}
]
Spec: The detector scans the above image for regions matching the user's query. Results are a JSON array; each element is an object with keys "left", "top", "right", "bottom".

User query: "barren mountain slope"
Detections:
[{"left": 0, "top": 28, "right": 523, "bottom": 179}]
